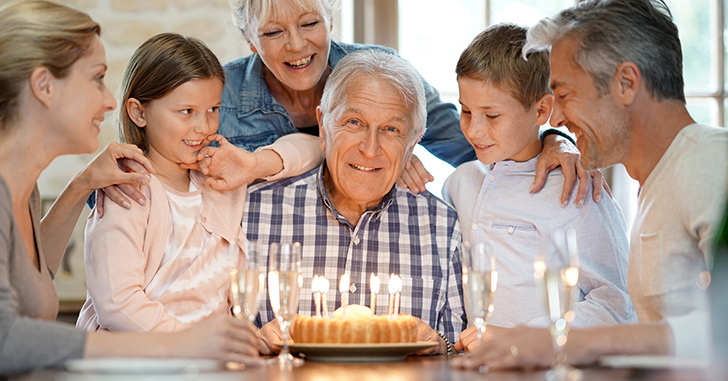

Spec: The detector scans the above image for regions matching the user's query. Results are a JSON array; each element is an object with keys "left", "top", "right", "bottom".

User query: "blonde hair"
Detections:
[
  {"left": 230, "top": 0, "right": 334, "bottom": 42},
  {"left": 0, "top": 0, "right": 100, "bottom": 129},
  {"left": 119, "top": 33, "right": 225, "bottom": 152}
]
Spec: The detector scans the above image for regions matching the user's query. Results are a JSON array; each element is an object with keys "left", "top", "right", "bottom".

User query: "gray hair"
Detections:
[
  {"left": 523, "top": 0, "right": 685, "bottom": 102},
  {"left": 230, "top": 0, "right": 334, "bottom": 42},
  {"left": 319, "top": 49, "right": 427, "bottom": 145}
]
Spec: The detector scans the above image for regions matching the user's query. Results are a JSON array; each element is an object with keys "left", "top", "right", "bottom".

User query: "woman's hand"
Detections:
[
  {"left": 79, "top": 142, "right": 153, "bottom": 218},
  {"left": 171, "top": 314, "right": 263, "bottom": 364},
  {"left": 181, "top": 134, "right": 281, "bottom": 191},
  {"left": 533, "top": 134, "right": 610, "bottom": 207},
  {"left": 396, "top": 154, "right": 434, "bottom": 194}
]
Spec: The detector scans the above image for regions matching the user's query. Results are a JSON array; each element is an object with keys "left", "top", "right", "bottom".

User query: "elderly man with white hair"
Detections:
[{"left": 248, "top": 49, "right": 465, "bottom": 356}]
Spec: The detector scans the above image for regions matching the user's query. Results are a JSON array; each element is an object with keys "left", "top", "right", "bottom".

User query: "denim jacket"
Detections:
[{"left": 219, "top": 40, "right": 476, "bottom": 167}]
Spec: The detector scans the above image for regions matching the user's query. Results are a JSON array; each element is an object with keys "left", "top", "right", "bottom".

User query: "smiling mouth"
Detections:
[
  {"left": 350, "top": 163, "right": 381, "bottom": 172},
  {"left": 285, "top": 55, "right": 313, "bottom": 69},
  {"left": 183, "top": 139, "right": 204, "bottom": 147}
]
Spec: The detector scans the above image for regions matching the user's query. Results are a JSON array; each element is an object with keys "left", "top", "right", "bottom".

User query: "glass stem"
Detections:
[
  {"left": 280, "top": 320, "right": 291, "bottom": 357},
  {"left": 551, "top": 320, "right": 568, "bottom": 367}
]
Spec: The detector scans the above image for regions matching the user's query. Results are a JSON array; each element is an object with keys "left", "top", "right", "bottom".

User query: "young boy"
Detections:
[{"left": 443, "top": 23, "right": 635, "bottom": 350}]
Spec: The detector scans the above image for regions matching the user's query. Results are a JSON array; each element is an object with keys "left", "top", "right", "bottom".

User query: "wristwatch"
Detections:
[{"left": 436, "top": 331, "right": 455, "bottom": 355}]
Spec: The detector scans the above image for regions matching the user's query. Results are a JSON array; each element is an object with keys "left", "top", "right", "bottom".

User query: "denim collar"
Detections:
[{"left": 235, "top": 40, "right": 350, "bottom": 119}]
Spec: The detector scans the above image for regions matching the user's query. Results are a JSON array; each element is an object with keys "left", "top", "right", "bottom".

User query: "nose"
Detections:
[
  {"left": 550, "top": 100, "right": 566, "bottom": 127},
  {"left": 195, "top": 112, "right": 217, "bottom": 135},
  {"left": 462, "top": 115, "right": 487, "bottom": 141},
  {"left": 286, "top": 28, "right": 305, "bottom": 52},
  {"left": 358, "top": 127, "right": 382, "bottom": 158},
  {"left": 103, "top": 84, "right": 116, "bottom": 111}
]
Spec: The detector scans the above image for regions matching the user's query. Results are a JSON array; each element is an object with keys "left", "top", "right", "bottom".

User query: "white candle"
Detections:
[
  {"left": 370, "top": 273, "right": 379, "bottom": 315},
  {"left": 388, "top": 274, "right": 402, "bottom": 319},
  {"left": 320, "top": 276, "right": 330, "bottom": 318},
  {"left": 312, "top": 275, "right": 321, "bottom": 318},
  {"left": 339, "top": 273, "right": 350, "bottom": 319}
]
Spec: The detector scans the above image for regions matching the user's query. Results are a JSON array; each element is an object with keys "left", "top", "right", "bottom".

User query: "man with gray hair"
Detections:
[
  {"left": 453, "top": 0, "right": 728, "bottom": 371},
  {"left": 247, "top": 49, "right": 464, "bottom": 356}
]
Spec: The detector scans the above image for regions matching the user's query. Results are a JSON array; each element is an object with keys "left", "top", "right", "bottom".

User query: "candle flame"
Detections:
[
  {"left": 388, "top": 274, "right": 401, "bottom": 294},
  {"left": 370, "top": 273, "right": 380, "bottom": 294},
  {"left": 320, "top": 276, "right": 329, "bottom": 293},
  {"left": 312, "top": 274, "right": 320, "bottom": 292},
  {"left": 339, "top": 273, "right": 350, "bottom": 294}
]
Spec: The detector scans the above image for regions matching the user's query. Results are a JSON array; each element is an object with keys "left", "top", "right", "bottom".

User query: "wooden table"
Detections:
[{"left": 9, "top": 355, "right": 714, "bottom": 381}]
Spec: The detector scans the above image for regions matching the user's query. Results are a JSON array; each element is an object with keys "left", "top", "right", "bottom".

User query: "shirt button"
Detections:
[
  {"left": 235, "top": 237, "right": 241, "bottom": 244},
  {"left": 349, "top": 283, "right": 357, "bottom": 293},
  {"left": 200, "top": 216, "right": 207, "bottom": 223},
  {"left": 507, "top": 226, "right": 515, "bottom": 234},
  {"left": 471, "top": 224, "right": 478, "bottom": 231},
  {"left": 488, "top": 175, "right": 495, "bottom": 181},
  {"left": 353, "top": 236, "right": 360, "bottom": 245}
]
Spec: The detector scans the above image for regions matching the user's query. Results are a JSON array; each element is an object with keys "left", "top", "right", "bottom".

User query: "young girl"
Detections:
[{"left": 76, "top": 33, "right": 320, "bottom": 332}]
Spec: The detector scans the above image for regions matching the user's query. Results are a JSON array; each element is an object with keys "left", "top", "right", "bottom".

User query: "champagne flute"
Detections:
[
  {"left": 230, "top": 240, "right": 265, "bottom": 324},
  {"left": 268, "top": 242, "right": 304, "bottom": 366},
  {"left": 534, "top": 229, "right": 581, "bottom": 381},
  {"left": 461, "top": 241, "right": 498, "bottom": 345}
]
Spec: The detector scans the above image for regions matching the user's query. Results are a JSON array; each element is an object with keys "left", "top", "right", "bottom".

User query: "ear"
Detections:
[
  {"left": 316, "top": 106, "right": 326, "bottom": 152},
  {"left": 614, "top": 61, "right": 640, "bottom": 106},
  {"left": 29, "top": 67, "right": 54, "bottom": 108},
  {"left": 126, "top": 98, "right": 147, "bottom": 127},
  {"left": 535, "top": 94, "right": 554, "bottom": 126}
]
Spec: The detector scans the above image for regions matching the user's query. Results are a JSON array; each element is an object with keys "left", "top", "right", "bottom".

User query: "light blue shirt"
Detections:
[
  {"left": 219, "top": 40, "right": 475, "bottom": 167},
  {"left": 442, "top": 155, "right": 636, "bottom": 328}
]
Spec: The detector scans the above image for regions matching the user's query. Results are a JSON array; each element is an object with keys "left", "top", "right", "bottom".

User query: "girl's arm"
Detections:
[
  {"left": 185, "top": 133, "right": 322, "bottom": 191},
  {"left": 40, "top": 142, "right": 152, "bottom": 274}
]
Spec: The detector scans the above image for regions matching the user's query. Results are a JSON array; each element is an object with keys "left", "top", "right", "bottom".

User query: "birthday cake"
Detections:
[{"left": 292, "top": 304, "right": 418, "bottom": 344}]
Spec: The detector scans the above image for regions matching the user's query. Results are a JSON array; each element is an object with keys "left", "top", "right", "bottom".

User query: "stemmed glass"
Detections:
[
  {"left": 230, "top": 240, "right": 265, "bottom": 324},
  {"left": 461, "top": 241, "right": 498, "bottom": 345},
  {"left": 229, "top": 240, "right": 265, "bottom": 370},
  {"left": 534, "top": 229, "right": 582, "bottom": 381},
  {"left": 268, "top": 242, "right": 304, "bottom": 366}
]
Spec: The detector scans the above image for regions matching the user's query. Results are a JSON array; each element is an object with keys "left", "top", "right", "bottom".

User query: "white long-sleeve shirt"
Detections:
[{"left": 443, "top": 154, "right": 636, "bottom": 328}]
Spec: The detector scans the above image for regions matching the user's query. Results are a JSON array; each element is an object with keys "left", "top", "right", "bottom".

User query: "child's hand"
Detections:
[
  {"left": 395, "top": 154, "right": 434, "bottom": 194},
  {"left": 181, "top": 134, "right": 261, "bottom": 191}
]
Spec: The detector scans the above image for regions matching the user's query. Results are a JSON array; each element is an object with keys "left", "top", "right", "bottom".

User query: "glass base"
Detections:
[
  {"left": 545, "top": 364, "right": 582, "bottom": 381},
  {"left": 266, "top": 352, "right": 304, "bottom": 367}
]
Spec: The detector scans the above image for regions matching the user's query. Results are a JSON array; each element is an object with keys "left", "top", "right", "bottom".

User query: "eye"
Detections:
[
  {"left": 346, "top": 119, "right": 362, "bottom": 127},
  {"left": 95, "top": 72, "right": 106, "bottom": 85},
  {"left": 460, "top": 109, "right": 471, "bottom": 116},
  {"left": 261, "top": 29, "right": 282, "bottom": 38},
  {"left": 181, "top": 108, "right": 193, "bottom": 115},
  {"left": 208, "top": 106, "right": 220, "bottom": 113},
  {"left": 486, "top": 114, "right": 500, "bottom": 120},
  {"left": 384, "top": 126, "right": 400, "bottom": 134},
  {"left": 302, "top": 20, "right": 319, "bottom": 28}
]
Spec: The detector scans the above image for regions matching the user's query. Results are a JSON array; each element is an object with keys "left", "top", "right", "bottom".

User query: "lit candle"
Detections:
[
  {"left": 320, "top": 276, "right": 330, "bottom": 318},
  {"left": 339, "top": 273, "right": 350, "bottom": 319},
  {"left": 370, "top": 273, "right": 379, "bottom": 315},
  {"left": 312, "top": 275, "right": 321, "bottom": 318},
  {"left": 388, "top": 274, "right": 402, "bottom": 319}
]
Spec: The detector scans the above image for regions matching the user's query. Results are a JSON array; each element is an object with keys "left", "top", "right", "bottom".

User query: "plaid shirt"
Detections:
[{"left": 243, "top": 164, "right": 465, "bottom": 342}]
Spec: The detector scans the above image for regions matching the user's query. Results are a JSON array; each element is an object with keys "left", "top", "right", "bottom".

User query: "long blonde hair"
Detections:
[{"left": 0, "top": 1, "right": 100, "bottom": 129}]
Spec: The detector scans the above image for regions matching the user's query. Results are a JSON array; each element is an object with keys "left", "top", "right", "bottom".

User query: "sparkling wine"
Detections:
[
  {"left": 268, "top": 270, "right": 301, "bottom": 321},
  {"left": 463, "top": 270, "right": 498, "bottom": 326},
  {"left": 231, "top": 269, "right": 263, "bottom": 322},
  {"left": 537, "top": 266, "right": 579, "bottom": 323}
]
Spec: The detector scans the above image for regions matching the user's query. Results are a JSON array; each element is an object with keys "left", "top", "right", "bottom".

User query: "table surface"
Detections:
[{"left": 9, "top": 355, "right": 716, "bottom": 381}]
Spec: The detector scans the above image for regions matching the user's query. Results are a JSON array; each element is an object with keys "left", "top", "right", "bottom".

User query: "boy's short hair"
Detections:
[{"left": 456, "top": 23, "right": 551, "bottom": 110}]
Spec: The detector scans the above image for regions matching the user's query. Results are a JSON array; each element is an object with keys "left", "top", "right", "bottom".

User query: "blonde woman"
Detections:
[{"left": 0, "top": 1, "right": 259, "bottom": 375}]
